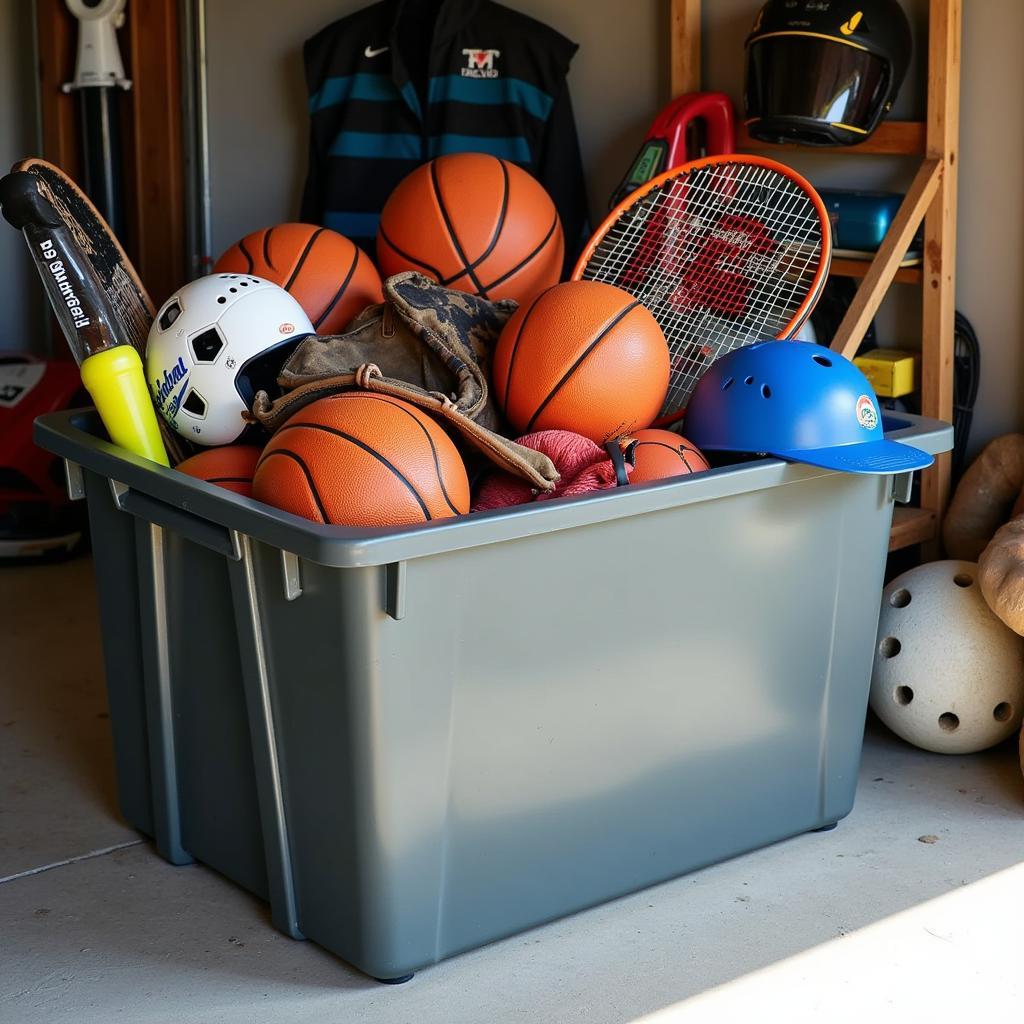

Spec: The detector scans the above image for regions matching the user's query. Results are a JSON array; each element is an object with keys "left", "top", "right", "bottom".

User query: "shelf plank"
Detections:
[
  {"left": 830, "top": 258, "right": 923, "bottom": 285},
  {"left": 736, "top": 121, "right": 926, "bottom": 156},
  {"left": 889, "top": 507, "right": 937, "bottom": 552},
  {"left": 830, "top": 159, "right": 942, "bottom": 360}
]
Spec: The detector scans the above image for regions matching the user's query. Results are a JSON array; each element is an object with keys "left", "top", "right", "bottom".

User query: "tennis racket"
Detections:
[
  {"left": 575, "top": 154, "right": 831, "bottom": 424},
  {"left": 0, "top": 161, "right": 179, "bottom": 464}
]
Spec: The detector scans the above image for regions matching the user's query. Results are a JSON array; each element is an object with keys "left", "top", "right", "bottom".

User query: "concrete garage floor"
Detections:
[{"left": 2, "top": 558, "right": 1023, "bottom": 1023}]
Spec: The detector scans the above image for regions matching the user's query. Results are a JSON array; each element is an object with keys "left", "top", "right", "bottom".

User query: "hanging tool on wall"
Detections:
[
  {"left": 608, "top": 92, "right": 735, "bottom": 209},
  {"left": 62, "top": 0, "right": 132, "bottom": 238}
]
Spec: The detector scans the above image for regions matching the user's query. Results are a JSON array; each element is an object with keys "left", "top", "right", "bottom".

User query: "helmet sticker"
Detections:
[
  {"left": 840, "top": 11, "right": 864, "bottom": 37},
  {"left": 856, "top": 394, "right": 878, "bottom": 430}
]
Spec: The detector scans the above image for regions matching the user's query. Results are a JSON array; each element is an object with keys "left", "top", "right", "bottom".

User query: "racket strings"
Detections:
[{"left": 583, "top": 161, "right": 824, "bottom": 415}]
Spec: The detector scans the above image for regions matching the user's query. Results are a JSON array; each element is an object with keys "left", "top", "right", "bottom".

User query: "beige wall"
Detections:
[
  {"left": 206, "top": 0, "right": 1024, "bottom": 457},
  {"left": 205, "top": 0, "right": 669, "bottom": 251},
  {"left": 952, "top": 0, "right": 1024, "bottom": 457}
]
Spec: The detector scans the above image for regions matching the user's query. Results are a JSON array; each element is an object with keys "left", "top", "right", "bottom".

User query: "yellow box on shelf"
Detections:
[{"left": 854, "top": 348, "right": 918, "bottom": 398}]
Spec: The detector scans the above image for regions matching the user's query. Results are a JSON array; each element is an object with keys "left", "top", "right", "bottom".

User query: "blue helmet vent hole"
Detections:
[
  {"left": 813, "top": 354, "right": 832, "bottom": 367},
  {"left": 722, "top": 377, "right": 734, "bottom": 391},
  {"left": 761, "top": 384, "right": 772, "bottom": 398},
  {"left": 744, "top": 375, "right": 754, "bottom": 385}
]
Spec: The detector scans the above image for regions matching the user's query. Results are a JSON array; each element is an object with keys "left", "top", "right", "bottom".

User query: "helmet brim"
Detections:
[{"left": 771, "top": 438, "right": 934, "bottom": 475}]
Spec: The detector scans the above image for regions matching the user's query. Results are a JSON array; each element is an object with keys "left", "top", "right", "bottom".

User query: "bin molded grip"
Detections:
[
  {"left": 891, "top": 472, "right": 915, "bottom": 504},
  {"left": 36, "top": 408, "right": 954, "bottom": 569},
  {"left": 109, "top": 479, "right": 242, "bottom": 561}
]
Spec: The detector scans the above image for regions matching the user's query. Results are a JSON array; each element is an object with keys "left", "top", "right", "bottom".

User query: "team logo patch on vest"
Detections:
[{"left": 461, "top": 48, "right": 500, "bottom": 78}]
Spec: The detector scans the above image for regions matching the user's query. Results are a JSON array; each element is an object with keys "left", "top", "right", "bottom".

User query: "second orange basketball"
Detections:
[
  {"left": 625, "top": 429, "right": 709, "bottom": 484},
  {"left": 214, "top": 223, "right": 382, "bottom": 334},
  {"left": 376, "top": 153, "right": 564, "bottom": 305},
  {"left": 253, "top": 393, "right": 469, "bottom": 528},
  {"left": 492, "top": 280, "right": 670, "bottom": 443}
]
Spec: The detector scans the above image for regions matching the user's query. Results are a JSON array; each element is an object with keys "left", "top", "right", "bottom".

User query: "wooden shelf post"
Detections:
[
  {"left": 670, "top": 0, "right": 962, "bottom": 554},
  {"left": 919, "top": 0, "right": 962, "bottom": 547},
  {"left": 670, "top": 0, "right": 700, "bottom": 96}
]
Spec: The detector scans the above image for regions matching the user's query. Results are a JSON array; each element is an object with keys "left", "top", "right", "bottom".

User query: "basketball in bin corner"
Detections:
[
  {"left": 492, "top": 280, "right": 670, "bottom": 443},
  {"left": 376, "top": 152, "right": 563, "bottom": 304},
  {"left": 214, "top": 223, "right": 382, "bottom": 334},
  {"left": 625, "top": 429, "right": 709, "bottom": 484},
  {"left": 177, "top": 445, "right": 262, "bottom": 497},
  {"left": 253, "top": 393, "right": 470, "bottom": 527}
]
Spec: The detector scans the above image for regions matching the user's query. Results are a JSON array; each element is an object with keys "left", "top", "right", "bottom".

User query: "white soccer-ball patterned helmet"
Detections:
[{"left": 146, "top": 274, "right": 314, "bottom": 445}]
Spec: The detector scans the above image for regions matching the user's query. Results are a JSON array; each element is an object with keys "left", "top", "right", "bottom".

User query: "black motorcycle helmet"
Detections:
[{"left": 744, "top": 0, "right": 912, "bottom": 146}]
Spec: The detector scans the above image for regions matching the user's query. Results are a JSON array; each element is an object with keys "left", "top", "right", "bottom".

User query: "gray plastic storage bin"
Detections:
[{"left": 37, "top": 409, "right": 951, "bottom": 981}]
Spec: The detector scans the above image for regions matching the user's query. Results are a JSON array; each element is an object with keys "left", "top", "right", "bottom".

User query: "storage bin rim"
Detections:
[{"left": 35, "top": 409, "right": 952, "bottom": 570}]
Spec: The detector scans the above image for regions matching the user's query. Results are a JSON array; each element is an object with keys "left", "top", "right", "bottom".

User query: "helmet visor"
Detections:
[
  {"left": 746, "top": 36, "right": 890, "bottom": 136},
  {"left": 772, "top": 438, "right": 933, "bottom": 475}
]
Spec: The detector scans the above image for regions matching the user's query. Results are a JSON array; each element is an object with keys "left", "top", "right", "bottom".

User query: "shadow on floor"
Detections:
[{"left": 1, "top": 557, "right": 124, "bottom": 836}]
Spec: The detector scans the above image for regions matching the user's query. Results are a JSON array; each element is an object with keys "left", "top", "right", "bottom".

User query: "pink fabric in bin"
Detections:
[{"left": 472, "top": 429, "right": 629, "bottom": 512}]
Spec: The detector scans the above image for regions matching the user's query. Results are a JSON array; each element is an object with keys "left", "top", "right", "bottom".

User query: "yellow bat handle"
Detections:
[{"left": 80, "top": 346, "right": 170, "bottom": 466}]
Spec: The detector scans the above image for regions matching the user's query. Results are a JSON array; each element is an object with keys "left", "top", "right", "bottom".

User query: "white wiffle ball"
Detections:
[{"left": 870, "top": 560, "right": 1024, "bottom": 754}]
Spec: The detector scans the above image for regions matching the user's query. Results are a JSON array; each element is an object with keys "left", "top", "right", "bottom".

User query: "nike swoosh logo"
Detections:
[{"left": 364, "top": 45, "right": 389, "bottom": 58}]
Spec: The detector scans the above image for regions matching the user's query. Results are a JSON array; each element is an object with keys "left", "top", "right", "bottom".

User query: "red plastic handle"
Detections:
[{"left": 655, "top": 92, "right": 736, "bottom": 165}]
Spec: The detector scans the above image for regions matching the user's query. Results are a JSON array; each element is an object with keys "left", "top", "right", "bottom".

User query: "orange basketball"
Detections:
[
  {"left": 177, "top": 445, "right": 262, "bottom": 497},
  {"left": 376, "top": 153, "right": 563, "bottom": 305},
  {"left": 492, "top": 280, "right": 670, "bottom": 443},
  {"left": 625, "top": 429, "right": 709, "bottom": 484},
  {"left": 214, "top": 223, "right": 382, "bottom": 334},
  {"left": 252, "top": 393, "right": 469, "bottom": 527}
]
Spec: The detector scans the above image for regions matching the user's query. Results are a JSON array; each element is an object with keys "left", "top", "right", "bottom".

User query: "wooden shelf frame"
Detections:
[
  {"left": 830, "top": 258, "right": 922, "bottom": 286},
  {"left": 35, "top": 0, "right": 187, "bottom": 307},
  {"left": 736, "top": 120, "right": 927, "bottom": 157},
  {"left": 670, "top": 0, "right": 961, "bottom": 553}
]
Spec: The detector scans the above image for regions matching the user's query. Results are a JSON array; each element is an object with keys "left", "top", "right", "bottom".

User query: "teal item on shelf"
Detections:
[{"left": 818, "top": 189, "right": 906, "bottom": 253}]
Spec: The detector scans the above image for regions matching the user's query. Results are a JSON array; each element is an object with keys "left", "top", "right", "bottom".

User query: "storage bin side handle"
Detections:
[
  {"left": 64, "top": 459, "right": 85, "bottom": 500},
  {"left": 890, "top": 472, "right": 914, "bottom": 505},
  {"left": 109, "top": 479, "right": 243, "bottom": 561},
  {"left": 385, "top": 561, "right": 407, "bottom": 620}
]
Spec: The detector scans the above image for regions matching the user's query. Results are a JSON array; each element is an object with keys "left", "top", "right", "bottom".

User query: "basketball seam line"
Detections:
[
  {"left": 501, "top": 286, "right": 552, "bottom": 418},
  {"left": 238, "top": 237, "right": 255, "bottom": 274},
  {"left": 630, "top": 438, "right": 704, "bottom": 473},
  {"left": 257, "top": 449, "right": 328, "bottom": 523},
  {"left": 439, "top": 268, "right": 470, "bottom": 289},
  {"left": 480, "top": 212, "right": 559, "bottom": 293},
  {"left": 344, "top": 393, "right": 462, "bottom": 515},
  {"left": 206, "top": 476, "right": 253, "bottom": 484},
  {"left": 283, "top": 227, "right": 326, "bottom": 293},
  {"left": 461, "top": 157, "right": 509, "bottom": 277},
  {"left": 262, "top": 227, "right": 275, "bottom": 272},
  {"left": 378, "top": 224, "right": 444, "bottom": 282},
  {"left": 632, "top": 440, "right": 689, "bottom": 468},
  {"left": 524, "top": 300, "right": 642, "bottom": 434},
  {"left": 430, "top": 159, "right": 488, "bottom": 298},
  {"left": 632, "top": 439, "right": 705, "bottom": 471},
  {"left": 272, "top": 420, "right": 432, "bottom": 520},
  {"left": 313, "top": 245, "right": 360, "bottom": 330},
  {"left": 634, "top": 441, "right": 681, "bottom": 454}
]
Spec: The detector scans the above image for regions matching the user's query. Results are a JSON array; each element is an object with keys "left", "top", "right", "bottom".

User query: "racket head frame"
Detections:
[{"left": 573, "top": 153, "right": 833, "bottom": 422}]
